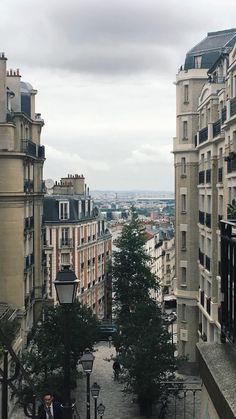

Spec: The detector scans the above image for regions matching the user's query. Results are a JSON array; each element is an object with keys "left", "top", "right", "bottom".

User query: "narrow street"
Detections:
[{"left": 75, "top": 342, "right": 143, "bottom": 419}]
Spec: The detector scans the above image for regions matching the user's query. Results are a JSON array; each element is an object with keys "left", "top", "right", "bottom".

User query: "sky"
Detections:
[{"left": 2, "top": 0, "right": 236, "bottom": 191}]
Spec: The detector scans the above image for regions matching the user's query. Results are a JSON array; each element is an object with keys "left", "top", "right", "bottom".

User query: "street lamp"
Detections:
[
  {"left": 91, "top": 382, "right": 100, "bottom": 419},
  {"left": 97, "top": 403, "right": 105, "bottom": 419},
  {"left": 80, "top": 349, "right": 95, "bottom": 419},
  {"left": 53, "top": 267, "right": 79, "bottom": 419}
]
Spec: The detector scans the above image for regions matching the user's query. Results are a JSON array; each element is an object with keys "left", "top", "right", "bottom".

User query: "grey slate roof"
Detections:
[
  {"left": 44, "top": 196, "right": 80, "bottom": 223},
  {"left": 184, "top": 29, "right": 236, "bottom": 70}
]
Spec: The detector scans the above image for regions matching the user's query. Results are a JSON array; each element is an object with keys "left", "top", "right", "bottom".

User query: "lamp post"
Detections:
[
  {"left": 91, "top": 382, "right": 100, "bottom": 419},
  {"left": 80, "top": 348, "right": 95, "bottom": 419},
  {"left": 54, "top": 267, "right": 79, "bottom": 419},
  {"left": 97, "top": 403, "right": 105, "bottom": 419}
]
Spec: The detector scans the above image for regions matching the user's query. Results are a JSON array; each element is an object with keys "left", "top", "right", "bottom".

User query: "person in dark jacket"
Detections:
[{"left": 38, "top": 393, "right": 62, "bottom": 419}]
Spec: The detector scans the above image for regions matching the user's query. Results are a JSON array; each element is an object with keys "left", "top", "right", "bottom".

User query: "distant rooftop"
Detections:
[{"left": 184, "top": 28, "right": 236, "bottom": 70}]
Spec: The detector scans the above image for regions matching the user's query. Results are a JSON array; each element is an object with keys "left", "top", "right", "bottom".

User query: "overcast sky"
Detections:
[{"left": 2, "top": 0, "right": 236, "bottom": 190}]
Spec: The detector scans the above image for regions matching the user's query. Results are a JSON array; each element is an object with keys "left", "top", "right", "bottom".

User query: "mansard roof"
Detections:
[{"left": 184, "top": 29, "right": 236, "bottom": 70}]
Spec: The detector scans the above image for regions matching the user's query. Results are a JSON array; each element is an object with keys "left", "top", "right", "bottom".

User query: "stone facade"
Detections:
[
  {"left": 43, "top": 174, "right": 112, "bottom": 320},
  {"left": 174, "top": 29, "right": 236, "bottom": 367},
  {"left": 0, "top": 53, "right": 45, "bottom": 342}
]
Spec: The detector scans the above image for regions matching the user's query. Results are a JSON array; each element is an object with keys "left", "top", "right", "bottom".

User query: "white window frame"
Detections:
[{"left": 59, "top": 201, "right": 69, "bottom": 220}]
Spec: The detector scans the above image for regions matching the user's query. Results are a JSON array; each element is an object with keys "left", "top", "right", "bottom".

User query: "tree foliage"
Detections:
[
  {"left": 228, "top": 199, "right": 236, "bottom": 219},
  {"left": 112, "top": 208, "right": 177, "bottom": 414},
  {"left": 17, "top": 301, "right": 99, "bottom": 405}
]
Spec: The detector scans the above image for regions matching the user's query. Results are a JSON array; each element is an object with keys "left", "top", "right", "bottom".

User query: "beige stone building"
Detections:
[
  {"left": 174, "top": 29, "right": 236, "bottom": 370},
  {"left": 0, "top": 53, "right": 45, "bottom": 342},
  {"left": 43, "top": 174, "right": 112, "bottom": 320}
]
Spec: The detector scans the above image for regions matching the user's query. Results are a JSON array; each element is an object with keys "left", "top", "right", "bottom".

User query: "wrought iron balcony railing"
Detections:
[
  {"left": 205, "top": 213, "right": 211, "bottom": 228},
  {"left": 230, "top": 97, "right": 236, "bottom": 117},
  {"left": 199, "top": 127, "right": 208, "bottom": 144},
  {"left": 213, "top": 119, "right": 221, "bottom": 138}
]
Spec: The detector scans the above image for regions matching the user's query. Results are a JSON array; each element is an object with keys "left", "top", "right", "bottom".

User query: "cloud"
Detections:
[
  {"left": 0, "top": 0, "right": 225, "bottom": 76},
  {"left": 125, "top": 144, "right": 173, "bottom": 165}
]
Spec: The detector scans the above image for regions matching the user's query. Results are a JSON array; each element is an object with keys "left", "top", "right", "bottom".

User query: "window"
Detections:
[
  {"left": 59, "top": 201, "right": 69, "bottom": 220},
  {"left": 182, "top": 304, "right": 186, "bottom": 321},
  {"left": 181, "top": 157, "right": 186, "bottom": 175},
  {"left": 184, "top": 85, "right": 189, "bottom": 103},
  {"left": 181, "top": 267, "right": 187, "bottom": 284},
  {"left": 181, "top": 231, "right": 187, "bottom": 249},
  {"left": 61, "top": 253, "right": 70, "bottom": 266},
  {"left": 183, "top": 121, "right": 188, "bottom": 139},
  {"left": 194, "top": 55, "right": 202, "bottom": 69},
  {"left": 61, "top": 227, "right": 70, "bottom": 245},
  {"left": 181, "top": 194, "right": 187, "bottom": 213}
]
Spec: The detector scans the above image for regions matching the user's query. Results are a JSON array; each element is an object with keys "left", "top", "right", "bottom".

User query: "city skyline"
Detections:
[{"left": 2, "top": 0, "right": 236, "bottom": 189}]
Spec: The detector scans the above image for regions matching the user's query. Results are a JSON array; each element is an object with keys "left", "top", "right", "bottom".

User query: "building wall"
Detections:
[
  {"left": 0, "top": 54, "right": 45, "bottom": 342},
  {"left": 44, "top": 176, "right": 112, "bottom": 320}
]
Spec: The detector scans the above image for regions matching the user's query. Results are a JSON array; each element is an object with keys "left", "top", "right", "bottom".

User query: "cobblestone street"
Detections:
[{"left": 74, "top": 342, "right": 143, "bottom": 419}]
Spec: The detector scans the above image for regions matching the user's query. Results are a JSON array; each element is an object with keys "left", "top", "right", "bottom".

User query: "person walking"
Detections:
[{"left": 38, "top": 392, "right": 62, "bottom": 419}]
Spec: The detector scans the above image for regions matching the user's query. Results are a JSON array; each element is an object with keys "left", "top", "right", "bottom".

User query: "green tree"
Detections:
[
  {"left": 112, "top": 208, "right": 176, "bottom": 417},
  {"left": 17, "top": 301, "right": 99, "bottom": 406},
  {"left": 228, "top": 199, "right": 236, "bottom": 219}
]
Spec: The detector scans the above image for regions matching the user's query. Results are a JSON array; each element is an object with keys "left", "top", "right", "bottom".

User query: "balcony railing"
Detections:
[
  {"left": 230, "top": 97, "right": 236, "bottom": 117},
  {"left": 200, "top": 290, "right": 205, "bottom": 307},
  {"left": 213, "top": 119, "right": 221, "bottom": 138},
  {"left": 24, "top": 179, "right": 34, "bottom": 193},
  {"left": 227, "top": 158, "right": 236, "bottom": 173},
  {"left": 199, "top": 171, "right": 205, "bottom": 184},
  {"left": 21, "top": 140, "right": 37, "bottom": 157},
  {"left": 38, "top": 145, "right": 45, "bottom": 158},
  {"left": 199, "top": 249, "right": 204, "bottom": 266},
  {"left": 205, "top": 255, "right": 211, "bottom": 271},
  {"left": 206, "top": 297, "right": 211, "bottom": 315},
  {"left": 199, "top": 211, "right": 205, "bottom": 225},
  {"left": 205, "top": 213, "right": 211, "bottom": 228},
  {"left": 60, "top": 238, "right": 73, "bottom": 247},
  {"left": 206, "top": 169, "right": 211, "bottom": 183},
  {"left": 199, "top": 127, "right": 208, "bottom": 144},
  {"left": 218, "top": 167, "right": 223, "bottom": 183},
  {"left": 221, "top": 107, "right": 227, "bottom": 124}
]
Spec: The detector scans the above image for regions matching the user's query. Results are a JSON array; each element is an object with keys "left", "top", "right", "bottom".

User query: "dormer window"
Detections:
[
  {"left": 59, "top": 201, "right": 69, "bottom": 220},
  {"left": 194, "top": 56, "right": 202, "bottom": 69}
]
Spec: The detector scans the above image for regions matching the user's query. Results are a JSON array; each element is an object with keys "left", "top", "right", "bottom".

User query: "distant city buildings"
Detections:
[{"left": 43, "top": 174, "right": 112, "bottom": 320}]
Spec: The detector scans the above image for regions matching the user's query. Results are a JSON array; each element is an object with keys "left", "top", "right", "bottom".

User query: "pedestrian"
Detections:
[
  {"left": 113, "top": 359, "right": 121, "bottom": 380},
  {"left": 38, "top": 392, "right": 62, "bottom": 419}
]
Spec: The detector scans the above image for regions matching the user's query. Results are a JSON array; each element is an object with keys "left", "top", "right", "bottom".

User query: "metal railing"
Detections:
[
  {"left": 218, "top": 167, "right": 223, "bottom": 182},
  {"left": 205, "top": 213, "right": 211, "bottom": 228},
  {"left": 230, "top": 97, "right": 236, "bottom": 117},
  {"left": 198, "top": 171, "right": 205, "bottom": 184},
  {"left": 213, "top": 119, "right": 221, "bottom": 137},
  {"left": 206, "top": 169, "right": 211, "bottom": 183},
  {"left": 199, "top": 127, "right": 208, "bottom": 144}
]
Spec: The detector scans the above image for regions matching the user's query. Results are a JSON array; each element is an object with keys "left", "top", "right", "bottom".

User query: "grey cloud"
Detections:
[{"left": 1, "top": 0, "right": 211, "bottom": 76}]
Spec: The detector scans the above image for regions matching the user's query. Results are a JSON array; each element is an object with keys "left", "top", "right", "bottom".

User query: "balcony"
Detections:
[
  {"left": 199, "top": 210, "right": 205, "bottom": 225},
  {"left": 38, "top": 145, "right": 45, "bottom": 158},
  {"left": 200, "top": 290, "right": 205, "bottom": 307},
  {"left": 221, "top": 107, "right": 227, "bottom": 124},
  {"left": 206, "top": 297, "right": 211, "bottom": 315},
  {"left": 24, "top": 179, "right": 34, "bottom": 193},
  {"left": 205, "top": 213, "right": 211, "bottom": 228},
  {"left": 227, "top": 158, "right": 236, "bottom": 173},
  {"left": 230, "top": 97, "right": 236, "bottom": 117},
  {"left": 199, "top": 127, "right": 208, "bottom": 144},
  {"left": 199, "top": 171, "right": 205, "bottom": 184},
  {"left": 21, "top": 140, "right": 37, "bottom": 157},
  {"left": 218, "top": 167, "right": 223, "bottom": 183},
  {"left": 206, "top": 169, "right": 211, "bottom": 183},
  {"left": 60, "top": 238, "right": 73, "bottom": 247},
  {"left": 213, "top": 119, "right": 221, "bottom": 138},
  {"left": 199, "top": 249, "right": 204, "bottom": 266},
  {"left": 205, "top": 255, "right": 211, "bottom": 272}
]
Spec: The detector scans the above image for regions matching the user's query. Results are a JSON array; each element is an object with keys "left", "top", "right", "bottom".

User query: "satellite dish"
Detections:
[{"left": 45, "top": 178, "right": 54, "bottom": 189}]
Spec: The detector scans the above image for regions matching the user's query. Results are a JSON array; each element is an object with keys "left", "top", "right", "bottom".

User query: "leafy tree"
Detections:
[
  {"left": 228, "top": 199, "right": 236, "bottom": 219},
  {"left": 17, "top": 301, "right": 99, "bottom": 406},
  {"left": 112, "top": 208, "right": 177, "bottom": 417}
]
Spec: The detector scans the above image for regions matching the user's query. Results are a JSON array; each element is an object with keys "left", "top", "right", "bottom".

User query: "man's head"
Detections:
[{"left": 43, "top": 394, "right": 54, "bottom": 407}]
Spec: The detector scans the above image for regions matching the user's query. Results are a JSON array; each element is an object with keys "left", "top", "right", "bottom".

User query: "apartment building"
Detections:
[
  {"left": 0, "top": 53, "right": 45, "bottom": 341},
  {"left": 173, "top": 29, "right": 236, "bottom": 369},
  {"left": 43, "top": 174, "right": 112, "bottom": 320}
]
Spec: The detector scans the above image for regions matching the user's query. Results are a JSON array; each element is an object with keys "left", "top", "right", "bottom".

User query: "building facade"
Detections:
[
  {"left": 174, "top": 29, "right": 236, "bottom": 368},
  {"left": 43, "top": 174, "right": 112, "bottom": 320},
  {"left": 0, "top": 53, "right": 45, "bottom": 341}
]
